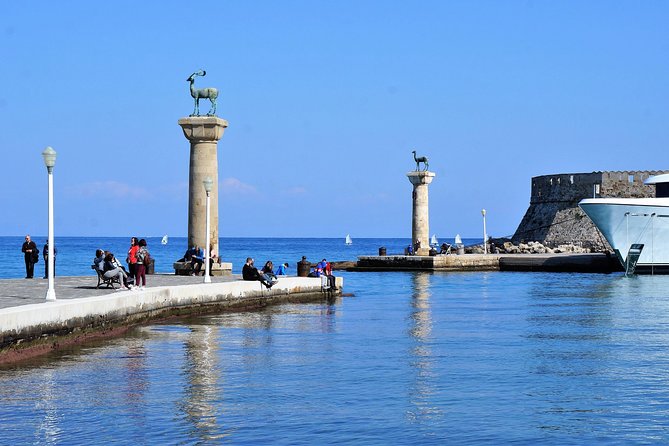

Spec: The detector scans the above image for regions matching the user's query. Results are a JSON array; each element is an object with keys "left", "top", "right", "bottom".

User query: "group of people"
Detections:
[
  {"left": 242, "top": 258, "right": 290, "bottom": 289},
  {"left": 92, "top": 237, "right": 151, "bottom": 290},
  {"left": 21, "top": 234, "right": 57, "bottom": 279},
  {"left": 180, "top": 245, "right": 220, "bottom": 276},
  {"left": 308, "top": 258, "right": 337, "bottom": 290}
]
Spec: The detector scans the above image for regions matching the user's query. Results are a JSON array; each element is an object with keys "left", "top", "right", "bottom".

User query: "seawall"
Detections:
[{"left": 0, "top": 276, "right": 343, "bottom": 364}]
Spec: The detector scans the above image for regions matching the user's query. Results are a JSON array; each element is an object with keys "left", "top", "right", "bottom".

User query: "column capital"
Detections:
[
  {"left": 407, "top": 171, "right": 435, "bottom": 186},
  {"left": 178, "top": 116, "right": 229, "bottom": 142}
]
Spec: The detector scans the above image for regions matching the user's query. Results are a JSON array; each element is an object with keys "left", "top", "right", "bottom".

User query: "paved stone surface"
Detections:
[{"left": 0, "top": 274, "right": 241, "bottom": 310}]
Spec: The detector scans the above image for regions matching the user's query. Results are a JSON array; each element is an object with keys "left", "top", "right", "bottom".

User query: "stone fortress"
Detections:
[{"left": 511, "top": 170, "right": 669, "bottom": 251}]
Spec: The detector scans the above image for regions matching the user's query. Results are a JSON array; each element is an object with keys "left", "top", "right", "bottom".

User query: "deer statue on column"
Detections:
[
  {"left": 187, "top": 70, "right": 219, "bottom": 117},
  {"left": 412, "top": 150, "right": 429, "bottom": 171}
]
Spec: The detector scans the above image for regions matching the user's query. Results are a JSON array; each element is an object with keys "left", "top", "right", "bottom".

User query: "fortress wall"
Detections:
[{"left": 513, "top": 170, "right": 668, "bottom": 250}]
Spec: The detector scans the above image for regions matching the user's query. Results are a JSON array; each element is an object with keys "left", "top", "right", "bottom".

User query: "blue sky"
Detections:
[{"left": 1, "top": 1, "right": 668, "bottom": 238}]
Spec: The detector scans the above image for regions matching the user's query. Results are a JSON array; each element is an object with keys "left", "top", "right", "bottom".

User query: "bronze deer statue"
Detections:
[
  {"left": 187, "top": 70, "right": 218, "bottom": 116},
  {"left": 412, "top": 150, "right": 429, "bottom": 171}
]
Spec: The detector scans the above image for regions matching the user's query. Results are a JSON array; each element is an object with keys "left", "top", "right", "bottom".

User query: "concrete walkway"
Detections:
[{"left": 0, "top": 274, "right": 241, "bottom": 309}]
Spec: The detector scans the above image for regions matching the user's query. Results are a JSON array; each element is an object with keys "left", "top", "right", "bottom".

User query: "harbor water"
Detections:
[{"left": 1, "top": 238, "right": 669, "bottom": 444}]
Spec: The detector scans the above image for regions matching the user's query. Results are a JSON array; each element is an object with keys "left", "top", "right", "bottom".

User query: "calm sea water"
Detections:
[{"left": 2, "top": 238, "right": 669, "bottom": 444}]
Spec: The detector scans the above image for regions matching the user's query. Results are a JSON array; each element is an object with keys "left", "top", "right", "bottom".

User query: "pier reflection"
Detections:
[
  {"left": 181, "top": 325, "right": 227, "bottom": 442},
  {"left": 407, "top": 273, "right": 441, "bottom": 423}
]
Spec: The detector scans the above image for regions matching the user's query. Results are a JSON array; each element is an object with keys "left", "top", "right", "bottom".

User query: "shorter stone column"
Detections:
[{"left": 407, "top": 171, "right": 435, "bottom": 255}]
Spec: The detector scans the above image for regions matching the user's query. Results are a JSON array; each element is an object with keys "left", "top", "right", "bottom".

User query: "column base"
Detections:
[{"left": 173, "top": 261, "right": 233, "bottom": 276}]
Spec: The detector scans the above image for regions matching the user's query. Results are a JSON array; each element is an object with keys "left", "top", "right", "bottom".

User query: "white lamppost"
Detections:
[
  {"left": 203, "top": 177, "right": 213, "bottom": 283},
  {"left": 481, "top": 209, "right": 487, "bottom": 255},
  {"left": 42, "top": 147, "right": 57, "bottom": 301}
]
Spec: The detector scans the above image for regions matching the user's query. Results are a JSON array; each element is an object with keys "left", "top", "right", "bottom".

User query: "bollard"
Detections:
[
  {"left": 297, "top": 256, "right": 311, "bottom": 277},
  {"left": 379, "top": 247, "right": 387, "bottom": 256}
]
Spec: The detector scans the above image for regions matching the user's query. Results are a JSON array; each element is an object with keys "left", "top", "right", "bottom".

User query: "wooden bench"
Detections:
[{"left": 91, "top": 265, "right": 121, "bottom": 289}]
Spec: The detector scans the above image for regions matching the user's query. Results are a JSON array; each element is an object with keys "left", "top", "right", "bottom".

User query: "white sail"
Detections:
[
  {"left": 454, "top": 234, "right": 463, "bottom": 245},
  {"left": 161, "top": 235, "right": 168, "bottom": 245},
  {"left": 431, "top": 234, "right": 438, "bottom": 246},
  {"left": 345, "top": 234, "right": 352, "bottom": 245}
]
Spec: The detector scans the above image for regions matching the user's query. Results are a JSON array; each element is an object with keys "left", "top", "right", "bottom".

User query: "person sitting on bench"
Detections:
[{"left": 103, "top": 252, "right": 131, "bottom": 290}]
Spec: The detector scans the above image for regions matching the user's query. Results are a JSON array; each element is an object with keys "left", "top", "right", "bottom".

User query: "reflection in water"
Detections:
[
  {"left": 181, "top": 325, "right": 227, "bottom": 442},
  {"left": 123, "top": 343, "right": 148, "bottom": 430},
  {"left": 36, "top": 369, "right": 62, "bottom": 445},
  {"left": 407, "top": 273, "right": 442, "bottom": 423}
]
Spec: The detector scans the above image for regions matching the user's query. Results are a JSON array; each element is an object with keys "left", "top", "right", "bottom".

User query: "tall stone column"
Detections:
[
  {"left": 178, "top": 116, "right": 228, "bottom": 261},
  {"left": 407, "top": 171, "right": 435, "bottom": 256}
]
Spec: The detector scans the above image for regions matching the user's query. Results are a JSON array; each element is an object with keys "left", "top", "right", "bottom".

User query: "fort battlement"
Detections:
[{"left": 513, "top": 170, "right": 668, "bottom": 250}]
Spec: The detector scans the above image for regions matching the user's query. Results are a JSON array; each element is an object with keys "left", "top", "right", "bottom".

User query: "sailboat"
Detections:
[
  {"left": 345, "top": 234, "right": 353, "bottom": 245},
  {"left": 430, "top": 234, "right": 438, "bottom": 246},
  {"left": 454, "top": 234, "right": 463, "bottom": 245},
  {"left": 161, "top": 235, "right": 168, "bottom": 245}
]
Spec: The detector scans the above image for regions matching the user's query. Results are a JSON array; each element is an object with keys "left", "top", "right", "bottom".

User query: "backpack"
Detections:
[
  {"left": 143, "top": 250, "right": 151, "bottom": 265},
  {"left": 136, "top": 249, "right": 145, "bottom": 264}
]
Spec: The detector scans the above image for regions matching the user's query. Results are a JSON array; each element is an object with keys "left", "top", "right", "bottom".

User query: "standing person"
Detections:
[
  {"left": 21, "top": 235, "right": 38, "bottom": 279},
  {"left": 42, "top": 240, "right": 57, "bottom": 279},
  {"left": 134, "top": 239, "right": 150, "bottom": 289},
  {"left": 276, "top": 262, "right": 289, "bottom": 275},
  {"left": 126, "top": 237, "right": 139, "bottom": 286}
]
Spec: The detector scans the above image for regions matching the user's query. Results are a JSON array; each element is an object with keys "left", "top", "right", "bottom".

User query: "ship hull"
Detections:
[{"left": 579, "top": 198, "right": 669, "bottom": 273}]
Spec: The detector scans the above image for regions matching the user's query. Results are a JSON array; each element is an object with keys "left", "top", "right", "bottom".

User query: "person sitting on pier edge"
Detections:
[
  {"left": 414, "top": 239, "right": 421, "bottom": 254},
  {"left": 406, "top": 244, "right": 414, "bottom": 256},
  {"left": 323, "top": 260, "right": 337, "bottom": 291},
  {"left": 276, "top": 262, "right": 289, "bottom": 275},
  {"left": 103, "top": 252, "right": 131, "bottom": 290},
  {"left": 262, "top": 261, "right": 277, "bottom": 281},
  {"left": 242, "top": 257, "right": 275, "bottom": 289},
  {"left": 439, "top": 243, "right": 450, "bottom": 255},
  {"left": 189, "top": 246, "right": 204, "bottom": 276}
]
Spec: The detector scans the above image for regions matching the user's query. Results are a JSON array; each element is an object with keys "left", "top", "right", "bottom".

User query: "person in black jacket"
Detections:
[
  {"left": 242, "top": 257, "right": 274, "bottom": 289},
  {"left": 42, "top": 240, "right": 57, "bottom": 278},
  {"left": 21, "top": 234, "right": 38, "bottom": 279}
]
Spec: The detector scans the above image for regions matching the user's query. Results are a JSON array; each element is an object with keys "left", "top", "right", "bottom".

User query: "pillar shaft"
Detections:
[
  {"left": 178, "top": 117, "right": 228, "bottom": 257},
  {"left": 407, "top": 171, "right": 435, "bottom": 255}
]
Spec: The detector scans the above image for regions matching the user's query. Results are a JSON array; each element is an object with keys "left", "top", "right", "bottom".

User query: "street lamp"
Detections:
[
  {"left": 481, "top": 209, "right": 487, "bottom": 255},
  {"left": 42, "top": 147, "right": 57, "bottom": 301},
  {"left": 203, "top": 177, "right": 213, "bottom": 283}
]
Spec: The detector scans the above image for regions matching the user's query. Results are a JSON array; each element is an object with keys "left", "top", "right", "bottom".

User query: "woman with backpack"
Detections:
[{"left": 134, "top": 239, "right": 150, "bottom": 289}]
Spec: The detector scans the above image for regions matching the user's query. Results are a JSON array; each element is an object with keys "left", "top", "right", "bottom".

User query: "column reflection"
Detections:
[
  {"left": 182, "top": 325, "right": 227, "bottom": 442},
  {"left": 407, "top": 273, "right": 441, "bottom": 423}
]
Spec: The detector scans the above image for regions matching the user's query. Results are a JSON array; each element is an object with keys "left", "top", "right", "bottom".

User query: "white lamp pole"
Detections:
[
  {"left": 203, "top": 177, "right": 213, "bottom": 283},
  {"left": 481, "top": 209, "right": 487, "bottom": 255},
  {"left": 42, "top": 147, "right": 57, "bottom": 301}
]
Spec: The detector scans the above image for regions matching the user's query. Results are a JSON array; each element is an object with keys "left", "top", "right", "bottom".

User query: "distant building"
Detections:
[{"left": 512, "top": 171, "right": 669, "bottom": 250}]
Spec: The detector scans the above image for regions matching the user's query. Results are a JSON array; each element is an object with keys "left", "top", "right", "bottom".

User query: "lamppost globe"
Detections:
[
  {"left": 203, "top": 177, "right": 213, "bottom": 193},
  {"left": 42, "top": 146, "right": 57, "bottom": 170},
  {"left": 481, "top": 209, "right": 486, "bottom": 217}
]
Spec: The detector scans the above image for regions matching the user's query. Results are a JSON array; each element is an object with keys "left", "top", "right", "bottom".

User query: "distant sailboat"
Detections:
[
  {"left": 454, "top": 234, "right": 463, "bottom": 245},
  {"left": 430, "top": 234, "right": 438, "bottom": 246},
  {"left": 345, "top": 234, "right": 353, "bottom": 245},
  {"left": 161, "top": 235, "right": 168, "bottom": 245}
]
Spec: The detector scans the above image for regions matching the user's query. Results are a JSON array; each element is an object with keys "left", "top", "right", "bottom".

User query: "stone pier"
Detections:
[
  {"left": 407, "top": 171, "right": 435, "bottom": 255},
  {"left": 177, "top": 116, "right": 231, "bottom": 274}
]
